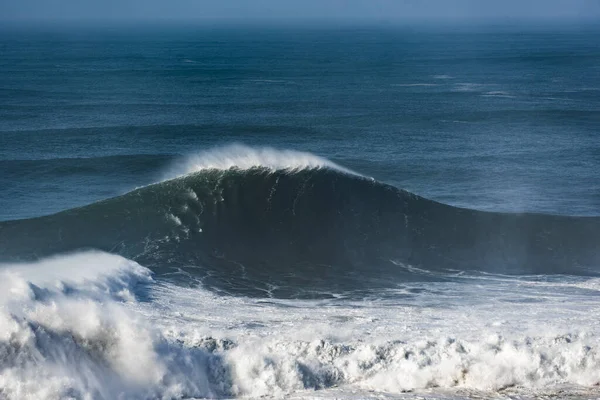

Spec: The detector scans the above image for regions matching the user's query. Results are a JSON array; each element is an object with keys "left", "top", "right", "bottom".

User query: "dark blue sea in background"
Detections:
[
  {"left": 1, "top": 24, "right": 599, "bottom": 220},
  {"left": 1, "top": 23, "right": 600, "bottom": 400}
]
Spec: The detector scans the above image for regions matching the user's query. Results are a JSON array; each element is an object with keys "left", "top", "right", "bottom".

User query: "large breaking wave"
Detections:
[
  {"left": 2, "top": 146, "right": 600, "bottom": 400},
  {"left": 0, "top": 145, "right": 599, "bottom": 297}
]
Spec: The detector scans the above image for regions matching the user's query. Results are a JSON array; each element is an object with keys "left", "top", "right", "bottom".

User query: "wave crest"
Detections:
[{"left": 161, "top": 144, "right": 360, "bottom": 181}]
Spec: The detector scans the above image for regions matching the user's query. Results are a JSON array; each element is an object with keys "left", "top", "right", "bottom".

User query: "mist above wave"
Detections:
[{"left": 161, "top": 144, "right": 360, "bottom": 181}]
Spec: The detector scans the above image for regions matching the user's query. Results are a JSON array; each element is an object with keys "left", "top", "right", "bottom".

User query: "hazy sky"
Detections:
[{"left": 2, "top": 0, "right": 600, "bottom": 22}]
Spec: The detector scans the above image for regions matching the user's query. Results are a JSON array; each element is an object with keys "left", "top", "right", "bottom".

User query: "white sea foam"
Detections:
[
  {"left": 481, "top": 90, "right": 515, "bottom": 98},
  {"left": 141, "top": 275, "right": 600, "bottom": 399},
  {"left": 0, "top": 252, "right": 214, "bottom": 400},
  {"left": 452, "top": 83, "right": 486, "bottom": 92},
  {"left": 162, "top": 144, "right": 359, "bottom": 181},
  {"left": 391, "top": 83, "right": 438, "bottom": 87},
  {"left": 2, "top": 252, "right": 600, "bottom": 399}
]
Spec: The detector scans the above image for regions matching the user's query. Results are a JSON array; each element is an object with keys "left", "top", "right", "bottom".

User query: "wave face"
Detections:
[{"left": 1, "top": 146, "right": 599, "bottom": 297}]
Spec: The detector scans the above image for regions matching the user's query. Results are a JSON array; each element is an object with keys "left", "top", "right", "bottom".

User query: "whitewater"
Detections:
[
  {"left": 1, "top": 146, "right": 600, "bottom": 400},
  {"left": 3, "top": 251, "right": 600, "bottom": 399}
]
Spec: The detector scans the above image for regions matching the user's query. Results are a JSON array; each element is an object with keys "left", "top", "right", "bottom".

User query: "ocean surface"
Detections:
[{"left": 0, "top": 23, "right": 600, "bottom": 399}]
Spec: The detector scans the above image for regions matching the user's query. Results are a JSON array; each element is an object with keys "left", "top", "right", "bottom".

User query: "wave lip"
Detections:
[{"left": 161, "top": 144, "right": 360, "bottom": 181}]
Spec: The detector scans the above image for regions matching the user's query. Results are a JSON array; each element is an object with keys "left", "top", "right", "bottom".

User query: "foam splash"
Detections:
[
  {"left": 214, "top": 334, "right": 600, "bottom": 396},
  {"left": 145, "top": 280, "right": 600, "bottom": 399},
  {"left": 162, "top": 144, "right": 359, "bottom": 180},
  {"left": 0, "top": 252, "right": 214, "bottom": 400}
]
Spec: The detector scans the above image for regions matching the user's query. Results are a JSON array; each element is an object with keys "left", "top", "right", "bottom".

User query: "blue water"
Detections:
[{"left": 1, "top": 24, "right": 599, "bottom": 221}]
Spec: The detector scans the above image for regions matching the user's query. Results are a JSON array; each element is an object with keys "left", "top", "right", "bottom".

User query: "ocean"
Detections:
[{"left": 0, "top": 23, "right": 599, "bottom": 399}]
